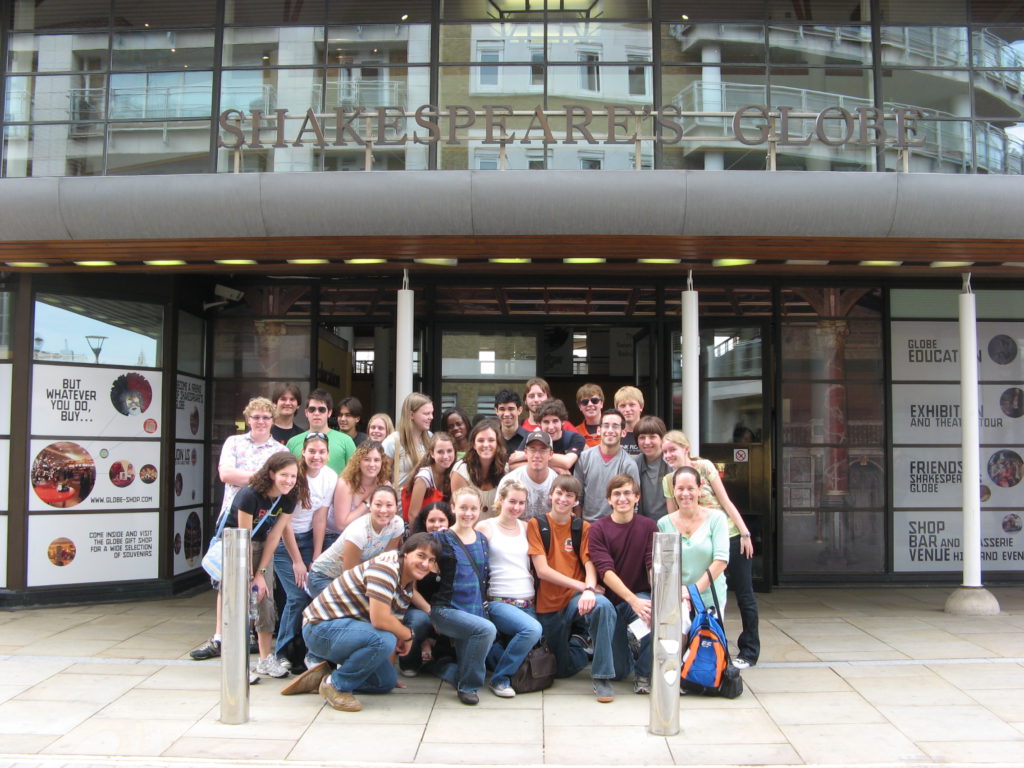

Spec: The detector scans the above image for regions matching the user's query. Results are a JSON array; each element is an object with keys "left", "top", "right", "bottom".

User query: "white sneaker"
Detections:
[
  {"left": 277, "top": 656, "right": 292, "bottom": 671},
  {"left": 255, "top": 654, "right": 290, "bottom": 678},
  {"left": 488, "top": 681, "right": 516, "bottom": 698},
  {"left": 732, "top": 658, "right": 751, "bottom": 670}
]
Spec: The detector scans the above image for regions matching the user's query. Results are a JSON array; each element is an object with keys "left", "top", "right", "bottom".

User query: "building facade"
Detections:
[{"left": 0, "top": 0, "right": 1022, "bottom": 605}]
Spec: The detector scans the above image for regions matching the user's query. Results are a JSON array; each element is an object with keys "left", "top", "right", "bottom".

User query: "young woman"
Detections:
[
  {"left": 404, "top": 432, "right": 456, "bottom": 521},
  {"left": 235, "top": 451, "right": 309, "bottom": 678},
  {"left": 657, "top": 466, "right": 729, "bottom": 614},
  {"left": 332, "top": 440, "right": 392, "bottom": 548},
  {"left": 428, "top": 486, "right": 497, "bottom": 705},
  {"left": 273, "top": 432, "right": 338, "bottom": 668},
  {"left": 409, "top": 500, "right": 454, "bottom": 536},
  {"left": 440, "top": 407, "right": 471, "bottom": 457},
  {"left": 450, "top": 419, "right": 507, "bottom": 521},
  {"left": 475, "top": 480, "right": 543, "bottom": 698},
  {"left": 190, "top": 397, "right": 283, "bottom": 662},
  {"left": 307, "top": 486, "right": 404, "bottom": 597},
  {"left": 661, "top": 430, "right": 759, "bottom": 668},
  {"left": 383, "top": 392, "right": 434, "bottom": 491},
  {"left": 366, "top": 413, "right": 394, "bottom": 443}
]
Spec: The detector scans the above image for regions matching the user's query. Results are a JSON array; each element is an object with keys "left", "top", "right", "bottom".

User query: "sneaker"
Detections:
[
  {"left": 277, "top": 656, "right": 293, "bottom": 671},
  {"left": 399, "top": 667, "right": 419, "bottom": 678},
  {"left": 249, "top": 672, "right": 260, "bottom": 685},
  {"left": 280, "top": 661, "right": 331, "bottom": 695},
  {"left": 319, "top": 677, "right": 362, "bottom": 712},
  {"left": 633, "top": 675, "right": 651, "bottom": 695},
  {"left": 732, "top": 658, "right": 751, "bottom": 670},
  {"left": 593, "top": 679, "right": 615, "bottom": 703},
  {"left": 570, "top": 632, "right": 595, "bottom": 658},
  {"left": 189, "top": 638, "right": 221, "bottom": 660},
  {"left": 488, "top": 680, "right": 516, "bottom": 699},
  {"left": 457, "top": 689, "right": 479, "bottom": 705},
  {"left": 254, "top": 654, "right": 289, "bottom": 678}
]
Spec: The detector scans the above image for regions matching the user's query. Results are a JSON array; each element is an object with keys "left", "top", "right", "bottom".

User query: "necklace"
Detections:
[{"left": 497, "top": 519, "right": 519, "bottom": 532}]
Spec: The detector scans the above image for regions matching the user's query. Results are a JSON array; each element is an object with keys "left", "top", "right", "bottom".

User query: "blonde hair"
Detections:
[
  {"left": 663, "top": 430, "right": 698, "bottom": 459},
  {"left": 367, "top": 412, "right": 394, "bottom": 437},
  {"left": 242, "top": 396, "right": 275, "bottom": 421},
  {"left": 614, "top": 385, "right": 645, "bottom": 410},
  {"left": 496, "top": 479, "right": 528, "bottom": 508},
  {"left": 451, "top": 485, "right": 483, "bottom": 508}
]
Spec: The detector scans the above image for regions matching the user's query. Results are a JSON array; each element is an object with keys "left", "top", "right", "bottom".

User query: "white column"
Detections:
[
  {"left": 944, "top": 273, "right": 999, "bottom": 616},
  {"left": 395, "top": 270, "right": 414, "bottom": 417},
  {"left": 681, "top": 272, "right": 700, "bottom": 456}
]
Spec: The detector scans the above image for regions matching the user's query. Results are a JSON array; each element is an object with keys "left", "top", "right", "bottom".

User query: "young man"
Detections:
[
  {"left": 575, "top": 383, "right": 605, "bottom": 449},
  {"left": 527, "top": 476, "right": 618, "bottom": 702},
  {"left": 286, "top": 389, "right": 356, "bottom": 474},
  {"left": 498, "top": 430, "right": 559, "bottom": 519},
  {"left": 494, "top": 388, "right": 529, "bottom": 454},
  {"left": 270, "top": 383, "right": 304, "bottom": 444},
  {"left": 336, "top": 396, "right": 367, "bottom": 447},
  {"left": 613, "top": 386, "right": 645, "bottom": 457},
  {"left": 508, "top": 399, "right": 585, "bottom": 474},
  {"left": 587, "top": 473, "right": 656, "bottom": 695},
  {"left": 521, "top": 377, "right": 576, "bottom": 434},
  {"left": 573, "top": 409, "right": 641, "bottom": 521},
  {"left": 288, "top": 534, "right": 441, "bottom": 710},
  {"left": 634, "top": 415, "right": 670, "bottom": 521}
]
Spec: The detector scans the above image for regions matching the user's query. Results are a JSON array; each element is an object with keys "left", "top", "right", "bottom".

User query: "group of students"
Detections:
[{"left": 189, "top": 378, "right": 760, "bottom": 711}]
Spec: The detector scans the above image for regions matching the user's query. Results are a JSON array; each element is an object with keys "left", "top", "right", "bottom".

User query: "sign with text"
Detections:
[
  {"left": 894, "top": 510, "right": 1023, "bottom": 572},
  {"left": 172, "top": 506, "right": 204, "bottom": 575},
  {"left": 175, "top": 374, "right": 205, "bottom": 441},
  {"left": 172, "top": 443, "right": 205, "bottom": 508},
  {"left": 31, "top": 365, "right": 163, "bottom": 438},
  {"left": 893, "top": 446, "right": 1023, "bottom": 508},
  {"left": 892, "top": 384, "right": 1024, "bottom": 444},
  {"left": 891, "top": 321, "right": 1024, "bottom": 382},
  {"left": 27, "top": 511, "right": 159, "bottom": 586},
  {"left": 28, "top": 438, "right": 161, "bottom": 512}
]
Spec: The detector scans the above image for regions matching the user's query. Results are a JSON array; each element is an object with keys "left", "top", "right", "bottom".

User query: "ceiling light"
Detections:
[
  {"left": 144, "top": 259, "right": 186, "bottom": 266},
  {"left": 74, "top": 261, "right": 116, "bottom": 266},
  {"left": 712, "top": 258, "right": 756, "bottom": 267}
]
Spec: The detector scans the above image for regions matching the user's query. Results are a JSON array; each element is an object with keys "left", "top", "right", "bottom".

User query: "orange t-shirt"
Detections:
[
  {"left": 526, "top": 515, "right": 592, "bottom": 614},
  {"left": 575, "top": 421, "right": 600, "bottom": 448}
]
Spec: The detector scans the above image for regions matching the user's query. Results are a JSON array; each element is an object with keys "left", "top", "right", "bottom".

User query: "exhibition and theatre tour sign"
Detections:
[{"left": 218, "top": 103, "right": 929, "bottom": 150}]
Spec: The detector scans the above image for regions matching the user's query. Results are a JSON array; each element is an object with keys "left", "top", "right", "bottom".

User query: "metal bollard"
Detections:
[
  {"left": 220, "top": 527, "right": 250, "bottom": 724},
  {"left": 649, "top": 532, "right": 682, "bottom": 736}
]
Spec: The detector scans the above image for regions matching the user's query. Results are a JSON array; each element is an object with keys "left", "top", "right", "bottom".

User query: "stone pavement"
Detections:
[{"left": 1, "top": 586, "right": 1023, "bottom": 768}]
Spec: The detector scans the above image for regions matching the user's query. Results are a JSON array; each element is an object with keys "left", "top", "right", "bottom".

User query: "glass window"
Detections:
[
  {"left": 767, "top": 0, "right": 870, "bottom": 22},
  {"left": 881, "top": 70, "right": 972, "bottom": 116},
  {"left": 0, "top": 291, "right": 12, "bottom": 359},
  {"left": 112, "top": 0, "right": 217, "bottom": 28},
  {"left": 444, "top": 0, "right": 648, "bottom": 21},
  {"left": 578, "top": 51, "right": 601, "bottom": 90},
  {"left": 33, "top": 293, "right": 163, "bottom": 367},
  {"left": 882, "top": 118, "right": 973, "bottom": 173},
  {"left": 107, "top": 120, "right": 211, "bottom": 174},
  {"left": 3, "top": 123, "right": 104, "bottom": 177},
  {"left": 111, "top": 30, "right": 215, "bottom": 70},
  {"left": 770, "top": 66, "right": 874, "bottom": 110},
  {"left": 973, "top": 27, "right": 1024, "bottom": 66},
  {"left": 109, "top": 71, "right": 212, "bottom": 118},
  {"left": 441, "top": 329, "right": 536, "bottom": 417},
  {"left": 973, "top": 71, "right": 1024, "bottom": 119},
  {"left": 177, "top": 311, "right": 205, "bottom": 376},
  {"left": 879, "top": 0, "right": 967, "bottom": 24},
  {"left": 974, "top": 121, "right": 1024, "bottom": 174},
  {"left": 9, "top": 0, "right": 110, "bottom": 31},
  {"left": 212, "top": 317, "right": 310, "bottom": 378},
  {"left": 441, "top": 23, "right": 543, "bottom": 63},
  {"left": 4, "top": 74, "right": 107, "bottom": 122},
  {"left": 970, "top": 1, "right": 1024, "bottom": 24},
  {"left": 700, "top": 326, "right": 764, "bottom": 444},
  {"left": 439, "top": 64, "right": 538, "bottom": 105},
  {"left": 225, "top": 0, "right": 327, "bottom": 26},
  {"left": 220, "top": 68, "right": 322, "bottom": 114},
  {"left": 330, "top": 0, "right": 432, "bottom": 24},
  {"left": 222, "top": 27, "right": 325, "bottom": 68},
  {"left": 880, "top": 26, "right": 969, "bottom": 66},
  {"left": 7, "top": 32, "right": 110, "bottom": 73},
  {"left": 660, "top": 23, "right": 766, "bottom": 65},
  {"left": 328, "top": 24, "right": 431, "bottom": 66},
  {"left": 658, "top": 1, "right": 766, "bottom": 22},
  {"left": 769, "top": 25, "right": 872, "bottom": 66},
  {"left": 547, "top": 22, "right": 652, "bottom": 62}
]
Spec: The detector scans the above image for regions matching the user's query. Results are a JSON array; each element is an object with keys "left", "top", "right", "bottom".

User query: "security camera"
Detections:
[{"left": 213, "top": 284, "right": 245, "bottom": 302}]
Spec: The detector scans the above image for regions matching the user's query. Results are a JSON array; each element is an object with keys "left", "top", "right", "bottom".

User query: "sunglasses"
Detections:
[
  {"left": 306, "top": 405, "right": 329, "bottom": 414},
  {"left": 579, "top": 397, "right": 602, "bottom": 406},
  {"left": 304, "top": 432, "right": 328, "bottom": 441}
]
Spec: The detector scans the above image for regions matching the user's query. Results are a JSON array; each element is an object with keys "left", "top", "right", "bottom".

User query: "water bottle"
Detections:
[{"left": 248, "top": 585, "right": 259, "bottom": 621}]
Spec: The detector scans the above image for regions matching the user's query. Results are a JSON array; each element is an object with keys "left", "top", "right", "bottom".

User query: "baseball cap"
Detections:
[{"left": 524, "top": 430, "right": 552, "bottom": 449}]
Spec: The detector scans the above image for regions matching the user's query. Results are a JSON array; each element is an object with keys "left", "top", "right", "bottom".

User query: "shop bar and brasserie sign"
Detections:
[{"left": 218, "top": 103, "right": 928, "bottom": 150}]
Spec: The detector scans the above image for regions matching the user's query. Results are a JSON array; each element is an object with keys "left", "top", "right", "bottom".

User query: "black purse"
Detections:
[{"left": 509, "top": 641, "right": 557, "bottom": 694}]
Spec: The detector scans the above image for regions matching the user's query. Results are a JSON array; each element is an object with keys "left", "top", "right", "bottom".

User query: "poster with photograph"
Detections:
[
  {"left": 172, "top": 506, "right": 204, "bottom": 575},
  {"left": 175, "top": 375, "right": 205, "bottom": 441},
  {"left": 894, "top": 510, "right": 1024, "bottom": 572},
  {"left": 27, "top": 511, "right": 159, "bottom": 586},
  {"left": 892, "top": 384, "right": 1024, "bottom": 444},
  {"left": 891, "top": 321, "right": 1024, "bottom": 382},
  {"left": 172, "top": 443, "right": 205, "bottom": 508},
  {"left": 31, "top": 365, "right": 163, "bottom": 438},
  {"left": 28, "top": 439, "right": 161, "bottom": 511},
  {"left": 0, "top": 440, "right": 8, "bottom": 511},
  {"left": 0, "top": 364, "right": 10, "bottom": 434},
  {"left": 893, "top": 446, "right": 1022, "bottom": 509}
]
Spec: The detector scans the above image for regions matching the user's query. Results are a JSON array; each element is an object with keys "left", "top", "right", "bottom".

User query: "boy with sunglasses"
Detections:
[
  {"left": 574, "top": 383, "right": 605, "bottom": 449},
  {"left": 286, "top": 389, "right": 356, "bottom": 473}
]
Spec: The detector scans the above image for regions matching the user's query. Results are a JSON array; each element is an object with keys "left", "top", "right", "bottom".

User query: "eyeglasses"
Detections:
[
  {"left": 304, "top": 432, "right": 328, "bottom": 441},
  {"left": 579, "top": 397, "right": 602, "bottom": 406},
  {"left": 249, "top": 414, "right": 272, "bottom": 421},
  {"left": 306, "top": 405, "right": 329, "bottom": 414}
]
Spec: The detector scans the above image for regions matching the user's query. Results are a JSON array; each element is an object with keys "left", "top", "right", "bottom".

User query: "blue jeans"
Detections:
[
  {"left": 486, "top": 600, "right": 542, "bottom": 688},
  {"left": 399, "top": 607, "right": 435, "bottom": 673},
  {"left": 306, "top": 569, "right": 334, "bottom": 599},
  {"left": 727, "top": 535, "right": 760, "bottom": 664},
  {"left": 429, "top": 606, "right": 496, "bottom": 694},
  {"left": 274, "top": 531, "right": 314, "bottom": 656},
  {"left": 611, "top": 592, "right": 652, "bottom": 681},
  {"left": 536, "top": 591, "right": 616, "bottom": 680},
  {"left": 302, "top": 618, "right": 396, "bottom": 694}
]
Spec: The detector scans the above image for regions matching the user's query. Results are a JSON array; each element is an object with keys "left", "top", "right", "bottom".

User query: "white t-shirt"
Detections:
[
  {"left": 382, "top": 432, "right": 431, "bottom": 489},
  {"left": 341, "top": 513, "right": 405, "bottom": 563},
  {"left": 497, "top": 466, "right": 558, "bottom": 520},
  {"left": 478, "top": 518, "right": 534, "bottom": 599},
  {"left": 292, "top": 467, "right": 337, "bottom": 535}
]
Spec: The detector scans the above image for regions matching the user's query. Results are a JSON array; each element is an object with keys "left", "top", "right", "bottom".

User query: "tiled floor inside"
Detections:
[{"left": 1, "top": 586, "right": 1023, "bottom": 766}]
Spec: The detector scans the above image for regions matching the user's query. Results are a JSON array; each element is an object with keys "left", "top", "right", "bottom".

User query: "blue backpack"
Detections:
[{"left": 680, "top": 579, "right": 743, "bottom": 698}]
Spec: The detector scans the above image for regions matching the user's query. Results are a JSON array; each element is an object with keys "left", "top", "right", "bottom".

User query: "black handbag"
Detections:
[{"left": 509, "top": 641, "right": 557, "bottom": 694}]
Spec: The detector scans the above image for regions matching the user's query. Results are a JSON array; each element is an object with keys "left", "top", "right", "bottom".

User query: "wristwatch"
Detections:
[
  {"left": 257, "top": 567, "right": 267, "bottom": 574},
  {"left": 740, "top": 534, "right": 751, "bottom": 539},
  {"left": 582, "top": 585, "right": 595, "bottom": 592}
]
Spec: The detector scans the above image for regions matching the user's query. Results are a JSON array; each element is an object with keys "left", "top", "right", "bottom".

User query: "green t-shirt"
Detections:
[
  {"left": 656, "top": 509, "right": 729, "bottom": 609},
  {"left": 287, "top": 429, "right": 356, "bottom": 474},
  {"left": 662, "top": 458, "right": 740, "bottom": 537}
]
